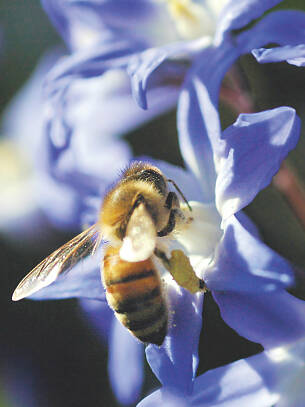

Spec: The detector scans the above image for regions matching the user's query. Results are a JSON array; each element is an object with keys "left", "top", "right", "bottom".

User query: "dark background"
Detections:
[{"left": 1, "top": 1, "right": 305, "bottom": 406}]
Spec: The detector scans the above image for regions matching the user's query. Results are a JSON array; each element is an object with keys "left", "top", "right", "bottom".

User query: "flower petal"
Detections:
[
  {"left": 41, "top": 0, "right": 71, "bottom": 48},
  {"left": 59, "top": 0, "right": 177, "bottom": 50},
  {"left": 180, "top": 10, "right": 305, "bottom": 175},
  {"left": 178, "top": 72, "right": 219, "bottom": 202},
  {"left": 137, "top": 389, "right": 190, "bottom": 407},
  {"left": 148, "top": 158, "right": 206, "bottom": 202},
  {"left": 45, "top": 56, "right": 180, "bottom": 149},
  {"left": 139, "top": 339, "right": 305, "bottom": 406},
  {"left": 80, "top": 299, "right": 145, "bottom": 404},
  {"left": 127, "top": 38, "right": 206, "bottom": 109},
  {"left": 252, "top": 44, "right": 305, "bottom": 67},
  {"left": 191, "top": 339, "right": 305, "bottom": 405},
  {"left": 69, "top": 0, "right": 157, "bottom": 27},
  {"left": 28, "top": 252, "right": 105, "bottom": 301},
  {"left": 108, "top": 319, "right": 144, "bottom": 405},
  {"left": 45, "top": 38, "right": 143, "bottom": 98},
  {"left": 215, "top": 0, "right": 283, "bottom": 44},
  {"left": 177, "top": 41, "right": 240, "bottom": 190},
  {"left": 41, "top": 0, "right": 156, "bottom": 51},
  {"left": 33, "top": 172, "right": 85, "bottom": 230},
  {"left": 205, "top": 214, "right": 294, "bottom": 292},
  {"left": 236, "top": 10, "right": 305, "bottom": 53},
  {"left": 215, "top": 107, "right": 300, "bottom": 219},
  {"left": 213, "top": 290, "right": 305, "bottom": 349},
  {"left": 79, "top": 298, "right": 113, "bottom": 344},
  {"left": 145, "top": 284, "right": 203, "bottom": 395}
]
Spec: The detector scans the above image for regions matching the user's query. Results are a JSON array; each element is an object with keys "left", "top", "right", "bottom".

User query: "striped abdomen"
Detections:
[{"left": 102, "top": 246, "right": 168, "bottom": 346}]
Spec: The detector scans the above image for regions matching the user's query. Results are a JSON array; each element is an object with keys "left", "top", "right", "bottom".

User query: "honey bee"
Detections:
[{"left": 12, "top": 162, "right": 206, "bottom": 346}]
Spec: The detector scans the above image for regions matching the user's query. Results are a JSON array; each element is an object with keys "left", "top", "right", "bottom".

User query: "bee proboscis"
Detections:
[{"left": 12, "top": 162, "right": 206, "bottom": 345}]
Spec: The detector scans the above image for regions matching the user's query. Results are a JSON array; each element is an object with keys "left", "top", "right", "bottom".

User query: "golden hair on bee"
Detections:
[
  {"left": 12, "top": 161, "right": 205, "bottom": 346},
  {"left": 99, "top": 162, "right": 170, "bottom": 249}
]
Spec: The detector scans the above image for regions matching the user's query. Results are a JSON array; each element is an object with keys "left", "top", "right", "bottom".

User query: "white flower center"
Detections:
[
  {"left": 159, "top": 0, "right": 230, "bottom": 41},
  {"left": 164, "top": 0, "right": 214, "bottom": 40},
  {"left": 175, "top": 201, "right": 222, "bottom": 274}
]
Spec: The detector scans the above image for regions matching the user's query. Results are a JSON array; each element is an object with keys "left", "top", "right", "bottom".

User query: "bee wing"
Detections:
[
  {"left": 12, "top": 224, "right": 101, "bottom": 301},
  {"left": 119, "top": 202, "right": 156, "bottom": 262}
]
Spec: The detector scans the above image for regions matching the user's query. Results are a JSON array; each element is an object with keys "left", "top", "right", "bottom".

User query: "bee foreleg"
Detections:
[
  {"left": 154, "top": 248, "right": 171, "bottom": 269},
  {"left": 167, "top": 179, "right": 192, "bottom": 212},
  {"left": 157, "top": 209, "right": 178, "bottom": 237},
  {"left": 164, "top": 192, "right": 179, "bottom": 210}
]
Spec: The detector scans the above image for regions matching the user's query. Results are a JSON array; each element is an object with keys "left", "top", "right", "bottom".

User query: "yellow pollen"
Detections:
[
  {"left": 0, "top": 141, "right": 30, "bottom": 185},
  {"left": 163, "top": 0, "right": 214, "bottom": 40},
  {"left": 168, "top": 0, "right": 198, "bottom": 21}
]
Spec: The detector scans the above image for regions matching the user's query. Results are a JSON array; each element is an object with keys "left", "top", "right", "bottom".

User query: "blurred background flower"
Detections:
[{"left": 1, "top": 1, "right": 305, "bottom": 406}]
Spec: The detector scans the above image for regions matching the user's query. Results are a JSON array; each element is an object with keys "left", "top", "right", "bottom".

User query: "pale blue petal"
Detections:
[
  {"left": 177, "top": 42, "right": 239, "bottom": 186},
  {"left": 42, "top": 0, "right": 150, "bottom": 51},
  {"left": 78, "top": 298, "right": 113, "bottom": 343},
  {"left": 252, "top": 44, "right": 305, "bottom": 67},
  {"left": 127, "top": 40, "right": 199, "bottom": 109},
  {"left": 70, "top": 0, "right": 156, "bottom": 27},
  {"left": 46, "top": 69, "right": 179, "bottom": 149},
  {"left": 29, "top": 251, "right": 105, "bottom": 301},
  {"left": 137, "top": 390, "right": 190, "bottom": 407},
  {"left": 235, "top": 211, "right": 260, "bottom": 239},
  {"left": 178, "top": 72, "right": 219, "bottom": 203},
  {"left": 236, "top": 10, "right": 305, "bottom": 53},
  {"left": 179, "top": 10, "right": 305, "bottom": 174},
  {"left": 139, "top": 340, "right": 305, "bottom": 406},
  {"left": 213, "top": 290, "right": 305, "bottom": 349},
  {"left": 215, "top": 107, "right": 300, "bottom": 219},
  {"left": 205, "top": 214, "right": 294, "bottom": 292},
  {"left": 215, "top": 0, "right": 283, "bottom": 44},
  {"left": 145, "top": 285, "right": 203, "bottom": 395},
  {"left": 33, "top": 172, "right": 85, "bottom": 230},
  {"left": 67, "top": 0, "right": 171, "bottom": 49},
  {"left": 191, "top": 339, "right": 305, "bottom": 406},
  {"left": 108, "top": 319, "right": 144, "bottom": 405},
  {"left": 190, "top": 355, "right": 277, "bottom": 406},
  {"left": 45, "top": 39, "right": 143, "bottom": 96},
  {"left": 41, "top": 0, "right": 71, "bottom": 47}
]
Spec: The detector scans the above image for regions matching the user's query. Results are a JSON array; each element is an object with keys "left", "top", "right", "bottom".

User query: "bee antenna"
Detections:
[{"left": 167, "top": 179, "right": 192, "bottom": 212}]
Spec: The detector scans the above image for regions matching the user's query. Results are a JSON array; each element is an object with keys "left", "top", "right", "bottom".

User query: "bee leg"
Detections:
[
  {"left": 119, "top": 193, "right": 146, "bottom": 238},
  {"left": 167, "top": 179, "right": 192, "bottom": 212},
  {"left": 154, "top": 248, "right": 207, "bottom": 294},
  {"left": 157, "top": 192, "right": 180, "bottom": 238},
  {"left": 157, "top": 209, "right": 178, "bottom": 237},
  {"left": 164, "top": 191, "right": 179, "bottom": 210},
  {"left": 154, "top": 248, "right": 171, "bottom": 268}
]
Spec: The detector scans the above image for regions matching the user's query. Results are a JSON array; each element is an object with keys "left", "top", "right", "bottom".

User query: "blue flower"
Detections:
[
  {"left": 0, "top": 48, "right": 80, "bottom": 236},
  {"left": 176, "top": 9, "right": 305, "bottom": 195},
  {"left": 80, "top": 298, "right": 145, "bottom": 405},
  {"left": 9, "top": 1, "right": 305, "bottom": 404},
  {"left": 252, "top": 43, "right": 305, "bottom": 67},
  {"left": 0, "top": 47, "right": 136, "bottom": 234},
  {"left": 40, "top": 0, "right": 305, "bottom": 115},
  {"left": 138, "top": 338, "right": 305, "bottom": 406},
  {"left": 28, "top": 104, "right": 305, "bottom": 401}
]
